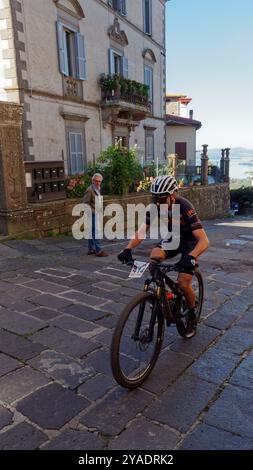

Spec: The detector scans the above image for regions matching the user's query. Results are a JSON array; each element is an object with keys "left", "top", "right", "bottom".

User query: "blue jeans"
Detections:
[{"left": 88, "top": 213, "right": 102, "bottom": 253}]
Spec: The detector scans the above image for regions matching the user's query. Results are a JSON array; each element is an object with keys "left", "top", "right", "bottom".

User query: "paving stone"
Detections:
[
  {"left": 204, "top": 384, "right": 253, "bottom": 440},
  {"left": 0, "top": 366, "right": 51, "bottom": 404},
  {"left": 16, "top": 383, "right": 89, "bottom": 429},
  {"left": 187, "top": 346, "right": 239, "bottom": 385},
  {"left": 236, "top": 309, "right": 253, "bottom": 331},
  {"left": 204, "top": 307, "right": 241, "bottom": 330},
  {"left": 59, "top": 290, "right": 111, "bottom": 308},
  {"left": 0, "top": 298, "right": 38, "bottom": 312},
  {"left": 62, "top": 304, "right": 107, "bottom": 322},
  {"left": 170, "top": 324, "right": 221, "bottom": 358},
  {"left": 42, "top": 429, "right": 104, "bottom": 450},
  {"left": 141, "top": 350, "right": 193, "bottom": 395},
  {"left": 28, "top": 294, "right": 73, "bottom": 310},
  {"left": 109, "top": 416, "right": 180, "bottom": 450},
  {"left": 78, "top": 373, "right": 115, "bottom": 401},
  {"left": 98, "top": 301, "right": 127, "bottom": 315},
  {"left": 28, "top": 350, "right": 96, "bottom": 389},
  {"left": 0, "top": 244, "right": 22, "bottom": 258},
  {"left": 49, "top": 314, "right": 104, "bottom": 338},
  {"left": 179, "top": 423, "right": 253, "bottom": 450},
  {"left": 0, "top": 309, "right": 46, "bottom": 335},
  {"left": 0, "top": 330, "right": 46, "bottom": 361},
  {"left": 0, "top": 421, "right": 47, "bottom": 450},
  {"left": 23, "top": 279, "right": 70, "bottom": 294},
  {"left": 0, "top": 353, "right": 23, "bottom": 377},
  {"left": 92, "top": 281, "right": 120, "bottom": 292},
  {"left": 26, "top": 307, "right": 63, "bottom": 321},
  {"left": 80, "top": 387, "right": 153, "bottom": 436},
  {"left": 229, "top": 350, "right": 253, "bottom": 390},
  {"left": 210, "top": 272, "right": 251, "bottom": 287},
  {"left": 145, "top": 375, "right": 218, "bottom": 433},
  {"left": 95, "top": 313, "right": 120, "bottom": 330},
  {"left": 84, "top": 348, "right": 113, "bottom": 376},
  {"left": 0, "top": 405, "right": 13, "bottom": 430},
  {"left": 0, "top": 284, "right": 38, "bottom": 299},
  {"left": 31, "top": 326, "right": 99, "bottom": 358},
  {"left": 93, "top": 329, "right": 113, "bottom": 347},
  {"left": 215, "top": 326, "right": 253, "bottom": 355}
]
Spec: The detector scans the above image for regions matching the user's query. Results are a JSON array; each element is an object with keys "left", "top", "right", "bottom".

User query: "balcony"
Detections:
[
  {"left": 63, "top": 76, "right": 83, "bottom": 101},
  {"left": 99, "top": 75, "right": 151, "bottom": 128}
]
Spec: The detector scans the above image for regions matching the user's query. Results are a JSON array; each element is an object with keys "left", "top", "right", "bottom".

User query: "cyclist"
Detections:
[{"left": 118, "top": 175, "right": 210, "bottom": 337}]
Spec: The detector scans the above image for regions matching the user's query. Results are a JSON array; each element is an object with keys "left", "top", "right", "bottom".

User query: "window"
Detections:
[
  {"left": 68, "top": 132, "right": 85, "bottom": 174},
  {"left": 175, "top": 142, "right": 187, "bottom": 160},
  {"left": 108, "top": 0, "right": 127, "bottom": 16},
  {"left": 143, "top": 0, "right": 152, "bottom": 35},
  {"left": 57, "top": 21, "right": 87, "bottom": 80},
  {"left": 109, "top": 49, "right": 128, "bottom": 77},
  {"left": 145, "top": 132, "right": 154, "bottom": 163},
  {"left": 144, "top": 65, "right": 153, "bottom": 103}
]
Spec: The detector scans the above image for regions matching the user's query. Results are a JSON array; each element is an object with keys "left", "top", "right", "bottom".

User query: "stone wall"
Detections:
[{"left": 3, "top": 183, "right": 230, "bottom": 238}]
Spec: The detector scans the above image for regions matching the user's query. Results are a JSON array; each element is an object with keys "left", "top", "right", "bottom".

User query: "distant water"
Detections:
[{"left": 196, "top": 152, "right": 253, "bottom": 179}]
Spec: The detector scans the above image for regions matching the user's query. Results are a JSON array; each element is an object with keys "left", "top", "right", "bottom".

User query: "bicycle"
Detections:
[{"left": 110, "top": 259, "right": 204, "bottom": 389}]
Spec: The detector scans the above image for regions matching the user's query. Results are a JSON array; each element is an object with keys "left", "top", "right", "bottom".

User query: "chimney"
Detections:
[{"left": 189, "top": 110, "right": 193, "bottom": 119}]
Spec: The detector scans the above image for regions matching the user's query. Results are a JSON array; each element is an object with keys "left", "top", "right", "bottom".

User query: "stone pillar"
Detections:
[
  {"left": 168, "top": 153, "right": 178, "bottom": 177},
  {"left": 220, "top": 149, "right": 225, "bottom": 182},
  {"left": 201, "top": 144, "right": 209, "bottom": 186},
  {"left": 0, "top": 102, "right": 28, "bottom": 235},
  {"left": 224, "top": 148, "right": 230, "bottom": 183}
]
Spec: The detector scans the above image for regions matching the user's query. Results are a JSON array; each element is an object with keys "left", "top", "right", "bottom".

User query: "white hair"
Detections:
[{"left": 92, "top": 173, "right": 103, "bottom": 182}]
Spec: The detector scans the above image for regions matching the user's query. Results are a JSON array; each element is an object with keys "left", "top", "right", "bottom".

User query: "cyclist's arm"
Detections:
[
  {"left": 127, "top": 223, "right": 148, "bottom": 250},
  {"left": 189, "top": 228, "right": 210, "bottom": 258}
]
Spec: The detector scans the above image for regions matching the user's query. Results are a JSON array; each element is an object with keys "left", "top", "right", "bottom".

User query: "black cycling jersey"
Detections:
[{"left": 146, "top": 195, "right": 203, "bottom": 244}]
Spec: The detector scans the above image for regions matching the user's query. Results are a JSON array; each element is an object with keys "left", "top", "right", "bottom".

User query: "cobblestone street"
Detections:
[{"left": 0, "top": 216, "right": 253, "bottom": 450}]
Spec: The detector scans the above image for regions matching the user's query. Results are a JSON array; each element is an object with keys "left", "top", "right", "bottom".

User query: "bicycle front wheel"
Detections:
[{"left": 111, "top": 292, "right": 164, "bottom": 389}]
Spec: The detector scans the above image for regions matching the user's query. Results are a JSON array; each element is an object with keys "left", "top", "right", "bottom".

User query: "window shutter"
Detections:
[
  {"left": 144, "top": 66, "right": 153, "bottom": 101},
  {"left": 76, "top": 133, "right": 85, "bottom": 173},
  {"left": 69, "top": 133, "right": 77, "bottom": 175},
  {"left": 76, "top": 33, "right": 87, "bottom": 80},
  {"left": 122, "top": 56, "right": 128, "bottom": 78},
  {"left": 146, "top": 135, "right": 154, "bottom": 162},
  {"left": 120, "top": 0, "right": 127, "bottom": 15},
  {"left": 69, "top": 133, "right": 85, "bottom": 175},
  {"left": 109, "top": 48, "right": 115, "bottom": 75},
  {"left": 56, "top": 21, "right": 68, "bottom": 75}
]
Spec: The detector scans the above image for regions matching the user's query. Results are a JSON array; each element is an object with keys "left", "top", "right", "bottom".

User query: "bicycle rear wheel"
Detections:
[
  {"left": 111, "top": 292, "right": 164, "bottom": 389},
  {"left": 176, "top": 269, "right": 204, "bottom": 339}
]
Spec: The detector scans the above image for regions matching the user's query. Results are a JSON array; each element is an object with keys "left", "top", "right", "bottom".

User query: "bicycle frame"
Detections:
[{"left": 141, "top": 262, "right": 185, "bottom": 329}]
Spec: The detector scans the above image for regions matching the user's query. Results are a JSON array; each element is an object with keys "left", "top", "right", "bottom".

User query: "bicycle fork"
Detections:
[{"left": 132, "top": 300, "right": 158, "bottom": 343}]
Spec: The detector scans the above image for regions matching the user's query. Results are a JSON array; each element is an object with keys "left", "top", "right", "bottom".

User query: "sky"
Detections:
[{"left": 165, "top": 0, "right": 253, "bottom": 150}]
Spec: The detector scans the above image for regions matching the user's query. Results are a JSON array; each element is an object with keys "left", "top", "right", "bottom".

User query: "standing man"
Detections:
[{"left": 83, "top": 173, "right": 108, "bottom": 257}]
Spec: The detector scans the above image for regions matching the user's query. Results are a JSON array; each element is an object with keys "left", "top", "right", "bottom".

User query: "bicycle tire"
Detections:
[
  {"left": 111, "top": 291, "right": 164, "bottom": 389},
  {"left": 176, "top": 269, "right": 204, "bottom": 339}
]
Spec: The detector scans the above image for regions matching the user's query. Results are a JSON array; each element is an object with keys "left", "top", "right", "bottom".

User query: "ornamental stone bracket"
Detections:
[
  {"left": 101, "top": 106, "right": 140, "bottom": 132},
  {"left": 108, "top": 17, "right": 128, "bottom": 47},
  {"left": 0, "top": 101, "right": 28, "bottom": 235}
]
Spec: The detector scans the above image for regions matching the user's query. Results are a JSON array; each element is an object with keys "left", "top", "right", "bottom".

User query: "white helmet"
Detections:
[{"left": 150, "top": 175, "right": 178, "bottom": 195}]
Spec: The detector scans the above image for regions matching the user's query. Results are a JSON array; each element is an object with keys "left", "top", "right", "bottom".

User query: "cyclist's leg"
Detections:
[
  {"left": 177, "top": 272, "right": 196, "bottom": 309},
  {"left": 150, "top": 247, "right": 166, "bottom": 261},
  {"left": 150, "top": 241, "right": 181, "bottom": 262}
]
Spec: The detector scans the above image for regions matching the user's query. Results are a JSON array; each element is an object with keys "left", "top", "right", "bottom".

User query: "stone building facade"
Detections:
[
  {"left": 0, "top": 0, "right": 167, "bottom": 174},
  {"left": 166, "top": 94, "right": 202, "bottom": 166}
]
